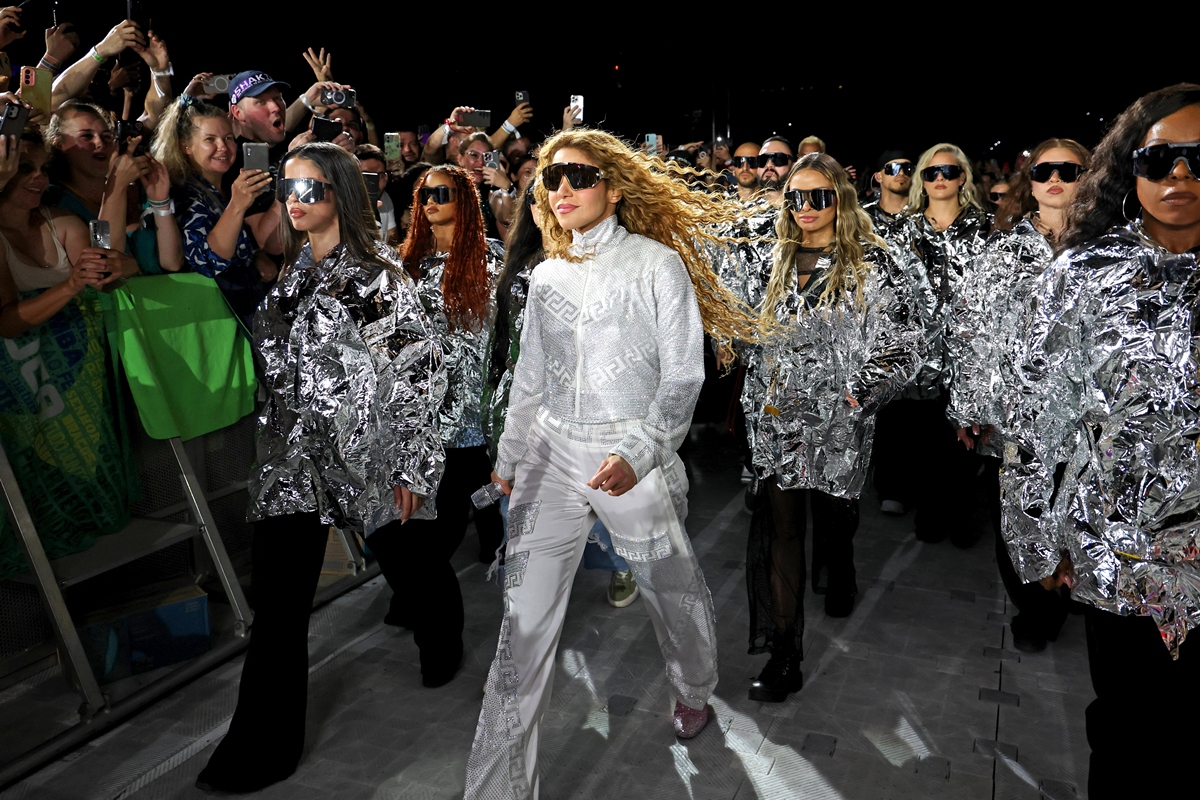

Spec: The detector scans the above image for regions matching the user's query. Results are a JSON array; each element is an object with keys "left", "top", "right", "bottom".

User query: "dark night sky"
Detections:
[{"left": 8, "top": 7, "right": 1192, "bottom": 174}]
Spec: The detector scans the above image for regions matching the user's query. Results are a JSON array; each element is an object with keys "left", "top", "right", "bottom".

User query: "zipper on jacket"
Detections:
[{"left": 575, "top": 262, "right": 592, "bottom": 416}]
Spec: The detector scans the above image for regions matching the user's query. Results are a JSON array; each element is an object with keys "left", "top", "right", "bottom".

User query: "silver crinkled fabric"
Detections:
[
  {"left": 248, "top": 241, "right": 446, "bottom": 534},
  {"left": 410, "top": 240, "right": 505, "bottom": 449},
  {"left": 483, "top": 262, "right": 533, "bottom": 464},
  {"left": 903, "top": 207, "right": 991, "bottom": 398},
  {"left": 495, "top": 214, "right": 704, "bottom": 484},
  {"left": 708, "top": 198, "right": 779, "bottom": 457},
  {"left": 1013, "top": 222, "right": 1200, "bottom": 657},
  {"left": 751, "top": 244, "right": 922, "bottom": 497}
]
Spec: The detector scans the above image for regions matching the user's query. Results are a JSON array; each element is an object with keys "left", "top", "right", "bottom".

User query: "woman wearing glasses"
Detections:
[
  {"left": 379, "top": 165, "right": 504, "bottom": 669},
  {"left": 901, "top": 143, "right": 991, "bottom": 546},
  {"left": 465, "top": 129, "right": 765, "bottom": 798},
  {"left": 745, "top": 153, "right": 921, "bottom": 701},
  {"left": 1013, "top": 85, "right": 1200, "bottom": 799},
  {"left": 196, "top": 142, "right": 444, "bottom": 793},
  {"left": 947, "top": 138, "right": 1089, "bottom": 652}
]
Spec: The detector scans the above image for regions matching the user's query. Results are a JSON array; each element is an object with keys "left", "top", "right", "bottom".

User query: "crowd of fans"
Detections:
[{"left": 2, "top": 10, "right": 1198, "bottom": 800}]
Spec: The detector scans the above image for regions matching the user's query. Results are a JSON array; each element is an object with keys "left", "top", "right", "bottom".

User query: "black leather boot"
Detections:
[{"left": 749, "top": 630, "right": 804, "bottom": 703}]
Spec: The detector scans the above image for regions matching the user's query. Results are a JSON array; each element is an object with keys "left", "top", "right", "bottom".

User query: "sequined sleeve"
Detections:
[{"left": 608, "top": 249, "right": 704, "bottom": 481}]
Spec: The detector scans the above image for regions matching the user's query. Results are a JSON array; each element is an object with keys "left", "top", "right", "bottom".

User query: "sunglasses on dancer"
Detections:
[
  {"left": 756, "top": 153, "right": 794, "bottom": 169},
  {"left": 277, "top": 177, "right": 333, "bottom": 204},
  {"left": 989, "top": 191, "right": 1007, "bottom": 202},
  {"left": 418, "top": 185, "right": 458, "bottom": 205},
  {"left": 1131, "top": 142, "right": 1200, "bottom": 181},
  {"left": 1029, "top": 162, "right": 1086, "bottom": 183},
  {"left": 542, "top": 162, "right": 606, "bottom": 192},
  {"left": 882, "top": 161, "right": 914, "bottom": 177},
  {"left": 784, "top": 188, "right": 837, "bottom": 211},
  {"left": 920, "top": 164, "right": 964, "bottom": 181}
]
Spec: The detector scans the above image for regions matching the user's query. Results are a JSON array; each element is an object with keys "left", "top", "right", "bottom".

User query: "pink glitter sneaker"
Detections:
[{"left": 672, "top": 701, "right": 710, "bottom": 739}]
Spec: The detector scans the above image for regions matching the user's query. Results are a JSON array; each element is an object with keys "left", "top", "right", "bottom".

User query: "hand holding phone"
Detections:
[
  {"left": 310, "top": 115, "right": 342, "bottom": 143},
  {"left": 384, "top": 132, "right": 400, "bottom": 162},
  {"left": 569, "top": 95, "right": 584, "bottom": 123}
]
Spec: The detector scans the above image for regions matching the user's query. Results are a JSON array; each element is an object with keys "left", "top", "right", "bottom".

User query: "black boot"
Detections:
[{"left": 749, "top": 631, "right": 803, "bottom": 703}]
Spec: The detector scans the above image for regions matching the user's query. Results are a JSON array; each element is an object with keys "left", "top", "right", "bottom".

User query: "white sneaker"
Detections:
[{"left": 740, "top": 466, "right": 753, "bottom": 484}]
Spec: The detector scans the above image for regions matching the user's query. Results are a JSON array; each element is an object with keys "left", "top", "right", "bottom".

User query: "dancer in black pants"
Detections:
[{"left": 196, "top": 143, "right": 444, "bottom": 794}]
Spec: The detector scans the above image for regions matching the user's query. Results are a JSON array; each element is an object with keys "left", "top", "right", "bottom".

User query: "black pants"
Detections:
[
  {"left": 1085, "top": 607, "right": 1199, "bottom": 799},
  {"left": 368, "top": 445, "right": 495, "bottom": 674},
  {"left": 872, "top": 397, "right": 914, "bottom": 507},
  {"left": 910, "top": 393, "right": 974, "bottom": 543},
  {"left": 201, "top": 512, "right": 330, "bottom": 783}
]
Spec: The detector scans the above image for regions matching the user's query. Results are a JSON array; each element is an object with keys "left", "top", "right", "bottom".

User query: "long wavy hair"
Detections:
[
  {"left": 278, "top": 143, "right": 389, "bottom": 274},
  {"left": 489, "top": 192, "right": 543, "bottom": 389},
  {"left": 907, "top": 142, "right": 983, "bottom": 214},
  {"left": 149, "top": 99, "right": 230, "bottom": 185},
  {"left": 994, "top": 138, "right": 1091, "bottom": 233},
  {"left": 46, "top": 100, "right": 112, "bottom": 184},
  {"left": 400, "top": 164, "right": 489, "bottom": 331},
  {"left": 1059, "top": 83, "right": 1200, "bottom": 253},
  {"left": 535, "top": 129, "right": 769, "bottom": 343},
  {"left": 764, "top": 153, "right": 885, "bottom": 313}
]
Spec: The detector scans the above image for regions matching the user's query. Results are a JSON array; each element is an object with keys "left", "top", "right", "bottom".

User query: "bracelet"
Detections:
[
  {"left": 151, "top": 63, "right": 174, "bottom": 78},
  {"left": 300, "top": 94, "right": 316, "bottom": 113},
  {"left": 152, "top": 207, "right": 174, "bottom": 217},
  {"left": 38, "top": 54, "right": 62, "bottom": 74},
  {"left": 441, "top": 123, "right": 451, "bottom": 139},
  {"left": 147, "top": 197, "right": 172, "bottom": 208},
  {"left": 89, "top": 46, "right": 106, "bottom": 64},
  {"left": 501, "top": 120, "right": 516, "bottom": 134}
]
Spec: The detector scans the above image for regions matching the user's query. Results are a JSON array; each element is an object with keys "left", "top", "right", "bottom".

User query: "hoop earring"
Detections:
[{"left": 1121, "top": 190, "right": 1141, "bottom": 224}]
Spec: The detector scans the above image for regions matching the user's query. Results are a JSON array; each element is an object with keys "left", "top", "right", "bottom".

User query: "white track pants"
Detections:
[{"left": 464, "top": 410, "right": 719, "bottom": 799}]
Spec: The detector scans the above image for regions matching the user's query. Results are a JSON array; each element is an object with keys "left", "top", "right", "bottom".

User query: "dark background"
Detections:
[{"left": 6, "top": 5, "right": 1194, "bottom": 174}]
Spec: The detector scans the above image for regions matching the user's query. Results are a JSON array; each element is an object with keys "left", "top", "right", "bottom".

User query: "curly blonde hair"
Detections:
[
  {"left": 535, "top": 129, "right": 770, "bottom": 344},
  {"left": 763, "top": 153, "right": 885, "bottom": 313}
]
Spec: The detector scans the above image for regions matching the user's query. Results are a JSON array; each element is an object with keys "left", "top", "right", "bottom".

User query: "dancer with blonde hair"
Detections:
[{"left": 465, "top": 129, "right": 764, "bottom": 798}]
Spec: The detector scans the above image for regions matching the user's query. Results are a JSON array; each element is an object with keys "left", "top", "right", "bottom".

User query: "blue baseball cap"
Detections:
[{"left": 229, "top": 71, "right": 290, "bottom": 105}]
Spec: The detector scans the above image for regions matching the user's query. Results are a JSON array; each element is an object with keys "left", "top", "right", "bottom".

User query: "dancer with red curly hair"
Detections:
[{"left": 371, "top": 164, "right": 503, "bottom": 688}]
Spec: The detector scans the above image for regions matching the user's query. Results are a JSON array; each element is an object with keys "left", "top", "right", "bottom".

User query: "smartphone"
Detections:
[
  {"left": 483, "top": 150, "right": 501, "bottom": 171},
  {"left": 645, "top": 133, "right": 657, "bottom": 153},
  {"left": 89, "top": 219, "right": 111, "bottom": 250},
  {"left": 310, "top": 115, "right": 342, "bottom": 143},
  {"left": 117, "top": 119, "right": 146, "bottom": 155},
  {"left": 456, "top": 109, "right": 491, "bottom": 128},
  {"left": 569, "top": 95, "right": 583, "bottom": 123},
  {"left": 0, "top": 103, "right": 28, "bottom": 137},
  {"left": 19, "top": 66, "right": 51, "bottom": 117},
  {"left": 515, "top": 90, "right": 530, "bottom": 106},
  {"left": 384, "top": 132, "right": 400, "bottom": 162},
  {"left": 243, "top": 142, "right": 270, "bottom": 174},
  {"left": 363, "top": 172, "right": 380, "bottom": 218},
  {"left": 202, "top": 73, "right": 234, "bottom": 95}
]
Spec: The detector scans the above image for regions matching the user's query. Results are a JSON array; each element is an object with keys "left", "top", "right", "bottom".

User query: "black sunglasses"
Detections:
[
  {"left": 418, "top": 185, "right": 457, "bottom": 205},
  {"left": 757, "top": 153, "right": 794, "bottom": 169},
  {"left": 1030, "top": 161, "right": 1085, "bottom": 183},
  {"left": 542, "top": 162, "right": 606, "bottom": 191},
  {"left": 1132, "top": 142, "right": 1200, "bottom": 181},
  {"left": 989, "top": 191, "right": 1007, "bottom": 202},
  {"left": 784, "top": 188, "right": 837, "bottom": 212},
  {"left": 920, "top": 164, "right": 964, "bottom": 181},
  {"left": 731, "top": 155, "right": 758, "bottom": 168},
  {"left": 882, "top": 161, "right": 914, "bottom": 177},
  {"left": 277, "top": 177, "right": 333, "bottom": 204}
]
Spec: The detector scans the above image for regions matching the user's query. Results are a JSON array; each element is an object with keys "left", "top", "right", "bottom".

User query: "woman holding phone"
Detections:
[
  {"left": 195, "top": 142, "right": 445, "bottom": 793},
  {"left": 151, "top": 97, "right": 278, "bottom": 324}
]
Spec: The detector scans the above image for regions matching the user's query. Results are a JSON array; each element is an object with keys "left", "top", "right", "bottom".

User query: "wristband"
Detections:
[
  {"left": 151, "top": 64, "right": 174, "bottom": 78},
  {"left": 441, "top": 123, "right": 451, "bottom": 139},
  {"left": 38, "top": 54, "right": 63, "bottom": 74},
  {"left": 89, "top": 46, "right": 106, "bottom": 64},
  {"left": 152, "top": 207, "right": 174, "bottom": 217},
  {"left": 501, "top": 120, "right": 516, "bottom": 134},
  {"left": 300, "top": 94, "right": 316, "bottom": 113},
  {"left": 147, "top": 196, "right": 172, "bottom": 208}
]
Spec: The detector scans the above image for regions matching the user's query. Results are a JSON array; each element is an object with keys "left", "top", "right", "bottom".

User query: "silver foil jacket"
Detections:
[
  {"left": 483, "top": 262, "right": 533, "bottom": 464},
  {"left": 1014, "top": 222, "right": 1200, "bottom": 656},
  {"left": 904, "top": 207, "right": 991, "bottom": 398},
  {"left": 750, "top": 245, "right": 922, "bottom": 497},
  {"left": 410, "top": 240, "right": 505, "bottom": 450},
  {"left": 709, "top": 198, "right": 778, "bottom": 458},
  {"left": 248, "top": 242, "right": 447, "bottom": 534},
  {"left": 495, "top": 215, "right": 704, "bottom": 483}
]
